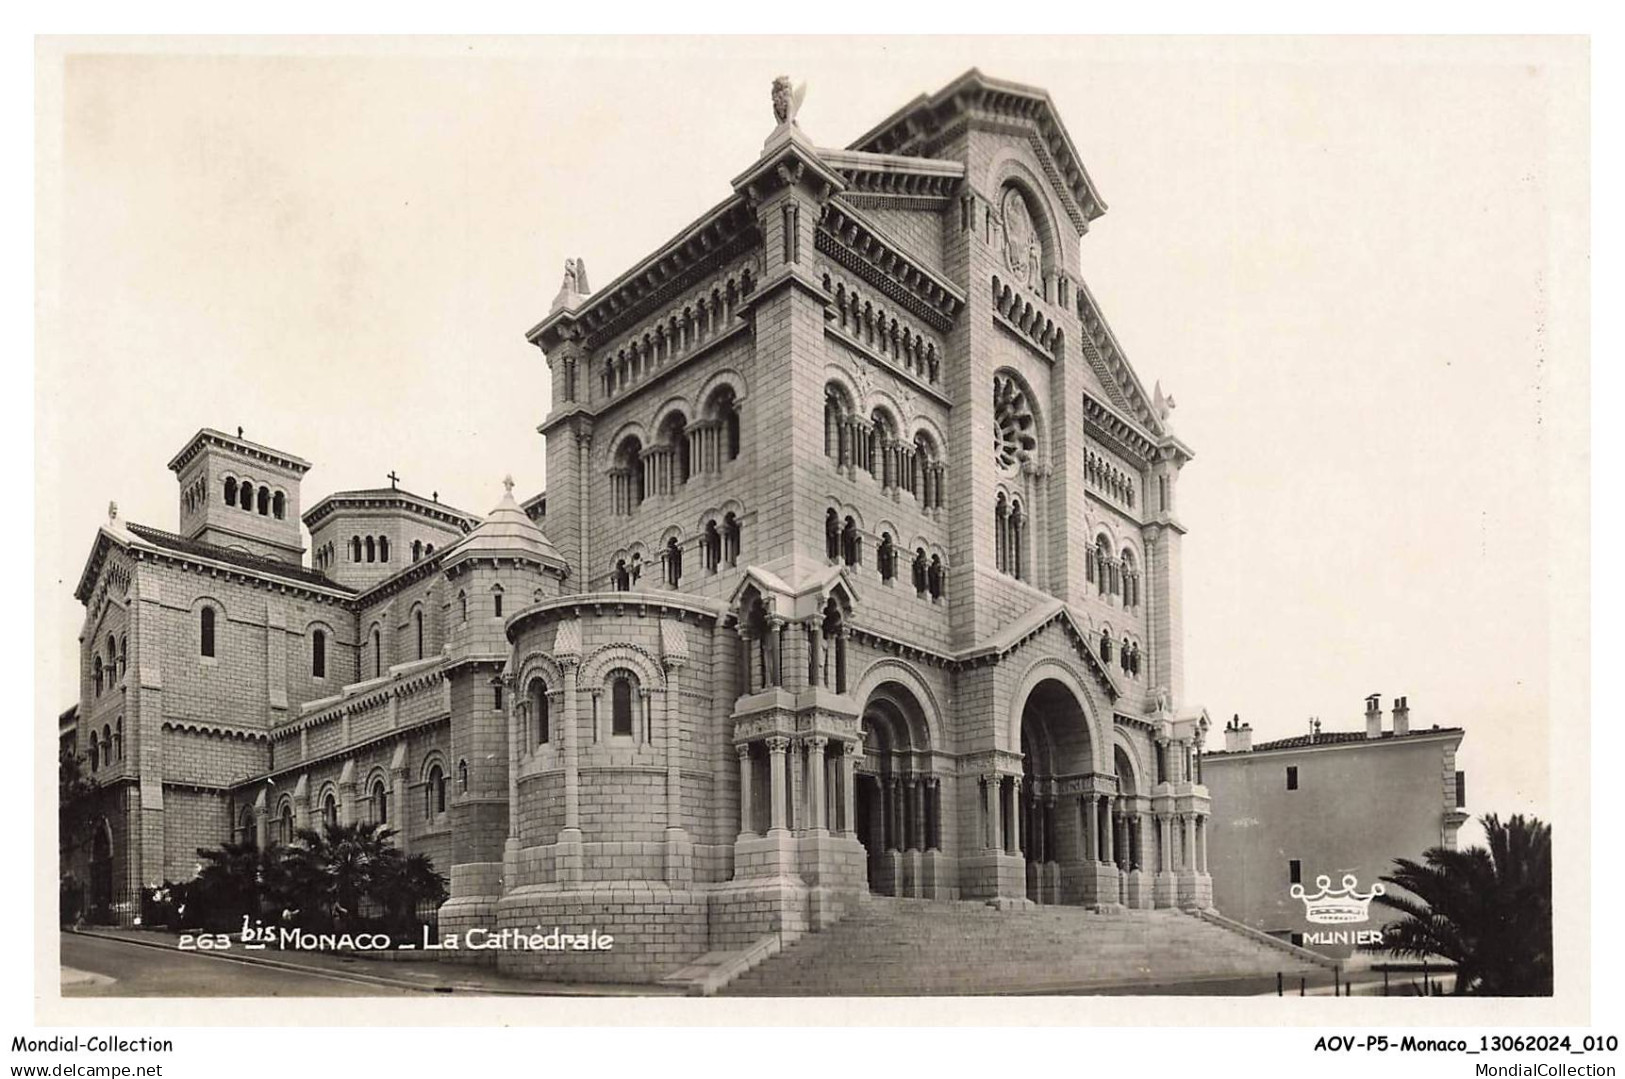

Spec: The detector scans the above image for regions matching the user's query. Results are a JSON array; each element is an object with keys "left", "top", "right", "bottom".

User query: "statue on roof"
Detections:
[
  {"left": 771, "top": 76, "right": 807, "bottom": 127},
  {"left": 550, "top": 258, "right": 591, "bottom": 314},
  {"left": 563, "top": 257, "right": 589, "bottom": 295},
  {"left": 1153, "top": 380, "right": 1177, "bottom": 424}
]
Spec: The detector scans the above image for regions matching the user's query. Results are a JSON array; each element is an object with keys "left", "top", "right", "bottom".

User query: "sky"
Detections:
[{"left": 35, "top": 37, "right": 1589, "bottom": 852}]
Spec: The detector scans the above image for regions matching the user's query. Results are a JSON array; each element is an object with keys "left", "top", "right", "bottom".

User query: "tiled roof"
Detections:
[
  {"left": 1206, "top": 727, "right": 1465, "bottom": 757},
  {"left": 126, "top": 523, "right": 353, "bottom": 593},
  {"left": 302, "top": 487, "right": 478, "bottom": 530}
]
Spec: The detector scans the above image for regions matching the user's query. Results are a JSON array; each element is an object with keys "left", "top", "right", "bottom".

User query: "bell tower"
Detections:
[{"left": 167, "top": 427, "right": 309, "bottom": 564}]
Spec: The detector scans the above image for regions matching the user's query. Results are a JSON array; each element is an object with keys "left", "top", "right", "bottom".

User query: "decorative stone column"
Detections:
[
  {"left": 766, "top": 736, "right": 789, "bottom": 834},
  {"left": 806, "top": 736, "right": 828, "bottom": 833},
  {"left": 737, "top": 743, "right": 754, "bottom": 836},
  {"left": 982, "top": 775, "right": 999, "bottom": 849},
  {"left": 804, "top": 617, "right": 823, "bottom": 689},
  {"left": 661, "top": 652, "right": 690, "bottom": 884}
]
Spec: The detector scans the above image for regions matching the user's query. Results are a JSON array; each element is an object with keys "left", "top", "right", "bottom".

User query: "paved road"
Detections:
[{"left": 61, "top": 933, "right": 421, "bottom": 997}]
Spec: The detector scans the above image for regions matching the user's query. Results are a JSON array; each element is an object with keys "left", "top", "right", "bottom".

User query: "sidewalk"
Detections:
[{"left": 66, "top": 927, "right": 681, "bottom": 996}]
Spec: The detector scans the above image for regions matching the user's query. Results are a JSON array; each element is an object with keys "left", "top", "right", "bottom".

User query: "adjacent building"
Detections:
[{"left": 1201, "top": 695, "right": 1467, "bottom": 957}]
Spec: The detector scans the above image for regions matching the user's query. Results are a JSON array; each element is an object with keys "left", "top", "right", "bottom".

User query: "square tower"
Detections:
[{"left": 167, "top": 428, "right": 310, "bottom": 564}]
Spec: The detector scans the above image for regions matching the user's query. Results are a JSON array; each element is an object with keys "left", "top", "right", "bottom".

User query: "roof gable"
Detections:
[{"left": 848, "top": 68, "right": 1106, "bottom": 231}]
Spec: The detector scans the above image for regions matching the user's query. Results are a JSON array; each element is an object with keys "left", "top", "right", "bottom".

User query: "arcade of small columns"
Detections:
[
  {"left": 608, "top": 419, "right": 736, "bottom": 512},
  {"left": 979, "top": 731, "right": 1210, "bottom": 904},
  {"left": 823, "top": 405, "right": 948, "bottom": 511}
]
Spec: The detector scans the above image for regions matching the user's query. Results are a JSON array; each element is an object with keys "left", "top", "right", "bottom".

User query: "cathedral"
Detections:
[{"left": 67, "top": 69, "right": 1213, "bottom": 984}]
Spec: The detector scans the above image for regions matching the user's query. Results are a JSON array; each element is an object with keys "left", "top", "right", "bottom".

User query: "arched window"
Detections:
[
  {"left": 878, "top": 532, "right": 896, "bottom": 581},
  {"left": 869, "top": 408, "right": 898, "bottom": 485},
  {"left": 824, "top": 383, "right": 854, "bottom": 463},
  {"left": 1008, "top": 498, "right": 1025, "bottom": 580},
  {"left": 311, "top": 629, "right": 326, "bottom": 678},
  {"left": 371, "top": 627, "right": 382, "bottom": 678},
  {"left": 378, "top": 536, "right": 390, "bottom": 563},
  {"left": 928, "top": 554, "right": 946, "bottom": 601},
  {"left": 352, "top": 536, "right": 363, "bottom": 563},
  {"left": 912, "top": 548, "right": 929, "bottom": 596},
  {"left": 87, "top": 737, "right": 98, "bottom": 771},
  {"left": 825, "top": 508, "right": 840, "bottom": 561},
  {"left": 659, "top": 412, "right": 690, "bottom": 488},
  {"left": 93, "top": 655, "right": 103, "bottom": 696},
  {"left": 412, "top": 540, "right": 423, "bottom": 562},
  {"left": 424, "top": 764, "right": 445, "bottom": 818},
  {"left": 665, "top": 537, "right": 683, "bottom": 587},
  {"left": 612, "top": 437, "right": 645, "bottom": 514},
  {"left": 200, "top": 606, "right": 216, "bottom": 657},
  {"left": 414, "top": 609, "right": 424, "bottom": 659},
  {"left": 703, "top": 520, "right": 722, "bottom": 572},
  {"left": 995, "top": 493, "right": 1010, "bottom": 573},
  {"left": 1095, "top": 536, "right": 1112, "bottom": 597},
  {"left": 610, "top": 674, "right": 635, "bottom": 738},
  {"left": 371, "top": 779, "right": 388, "bottom": 824},
  {"left": 322, "top": 791, "right": 338, "bottom": 829},
  {"left": 365, "top": 536, "right": 376, "bottom": 563},
  {"left": 1100, "top": 630, "right": 1113, "bottom": 663},
  {"left": 491, "top": 585, "right": 504, "bottom": 618},
  {"left": 457, "top": 759, "right": 469, "bottom": 793},
  {"left": 224, "top": 477, "right": 237, "bottom": 506},
  {"left": 723, "top": 512, "right": 741, "bottom": 567},
  {"left": 278, "top": 801, "right": 294, "bottom": 845},
  {"left": 114, "top": 717, "right": 123, "bottom": 760},
  {"left": 240, "top": 482, "right": 254, "bottom": 511},
  {"left": 118, "top": 634, "right": 127, "bottom": 678},
  {"left": 841, "top": 516, "right": 861, "bottom": 567},
  {"left": 257, "top": 486, "right": 269, "bottom": 515},
  {"left": 530, "top": 677, "right": 550, "bottom": 744},
  {"left": 708, "top": 385, "right": 741, "bottom": 462},
  {"left": 101, "top": 725, "right": 112, "bottom": 768},
  {"left": 613, "top": 559, "right": 631, "bottom": 591},
  {"left": 425, "top": 544, "right": 434, "bottom": 556},
  {"left": 272, "top": 491, "right": 286, "bottom": 519}
]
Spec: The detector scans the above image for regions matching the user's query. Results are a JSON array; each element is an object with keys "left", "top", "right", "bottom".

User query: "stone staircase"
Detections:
[{"left": 721, "top": 896, "right": 1331, "bottom": 996}]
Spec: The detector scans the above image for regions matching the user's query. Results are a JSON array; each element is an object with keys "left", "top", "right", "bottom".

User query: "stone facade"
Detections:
[{"left": 66, "top": 69, "right": 1213, "bottom": 983}]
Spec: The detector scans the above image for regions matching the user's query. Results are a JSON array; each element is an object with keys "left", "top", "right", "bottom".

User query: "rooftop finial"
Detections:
[
  {"left": 107, "top": 501, "right": 118, "bottom": 525},
  {"left": 550, "top": 258, "right": 591, "bottom": 313},
  {"left": 237, "top": 426, "right": 244, "bottom": 439},
  {"left": 771, "top": 76, "right": 807, "bottom": 128},
  {"left": 387, "top": 470, "right": 400, "bottom": 490},
  {"left": 502, "top": 474, "right": 515, "bottom": 495}
]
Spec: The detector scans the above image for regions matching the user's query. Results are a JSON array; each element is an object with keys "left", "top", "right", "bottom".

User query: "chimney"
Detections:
[
  {"left": 1223, "top": 714, "right": 1253, "bottom": 753},
  {"left": 1393, "top": 695, "right": 1410, "bottom": 736},
  {"left": 1365, "top": 694, "right": 1382, "bottom": 739}
]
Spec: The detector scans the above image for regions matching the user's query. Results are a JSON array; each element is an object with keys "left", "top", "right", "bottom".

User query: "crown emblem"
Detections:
[{"left": 1291, "top": 873, "right": 1386, "bottom": 924}]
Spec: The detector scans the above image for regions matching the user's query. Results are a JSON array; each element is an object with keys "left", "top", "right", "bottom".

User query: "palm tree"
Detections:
[
  {"left": 280, "top": 821, "right": 405, "bottom": 932},
  {"left": 192, "top": 839, "right": 273, "bottom": 930},
  {"left": 1369, "top": 813, "right": 1552, "bottom": 995}
]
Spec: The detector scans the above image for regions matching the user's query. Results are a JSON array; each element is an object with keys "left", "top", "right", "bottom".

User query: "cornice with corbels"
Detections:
[{"left": 816, "top": 201, "right": 964, "bottom": 332}]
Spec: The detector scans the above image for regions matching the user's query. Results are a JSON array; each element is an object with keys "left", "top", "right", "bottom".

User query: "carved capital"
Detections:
[
  {"left": 735, "top": 743, "right": 752, "bottom": 760},
  {"left": 765, "top": 736, "right": 790, "bottom": 754}
]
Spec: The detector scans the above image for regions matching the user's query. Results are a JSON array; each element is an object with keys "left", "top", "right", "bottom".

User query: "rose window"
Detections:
[{"left": 993, "top": 374, "right": 1037, "bottom": 471}]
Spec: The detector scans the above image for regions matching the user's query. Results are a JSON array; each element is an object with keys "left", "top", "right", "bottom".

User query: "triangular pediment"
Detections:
[
  {"left": 848, "top": 69, "right": 1107, "bottom": 232},
  {"left": 963, "top": 598, "right": 1120, "bottom": 702}
]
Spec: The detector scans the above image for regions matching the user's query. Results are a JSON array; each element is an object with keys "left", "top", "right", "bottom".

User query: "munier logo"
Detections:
[{"left": 1292, "top": 873, "right": 1385, "bottom": 925}]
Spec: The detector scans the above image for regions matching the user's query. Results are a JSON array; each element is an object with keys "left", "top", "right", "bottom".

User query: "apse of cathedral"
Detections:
[{"left": 69, "top": 69, "right": 1213, "bottom": 983}]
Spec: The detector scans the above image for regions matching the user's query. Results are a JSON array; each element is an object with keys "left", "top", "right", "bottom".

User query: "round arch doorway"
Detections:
[
  {"left": 1017, "top": 677, "right": 1095, "bottom": 905},
  {"left": 853, "top": 681, "right": 941, "bottom": 897}
]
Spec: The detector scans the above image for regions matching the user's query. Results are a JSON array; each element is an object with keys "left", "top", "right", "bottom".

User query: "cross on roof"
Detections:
[{"left": 387, "top": 470, "right": 400, "bottom": 490}]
